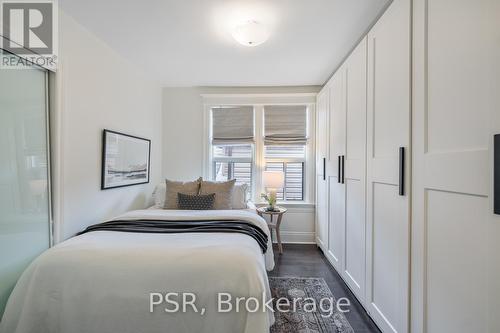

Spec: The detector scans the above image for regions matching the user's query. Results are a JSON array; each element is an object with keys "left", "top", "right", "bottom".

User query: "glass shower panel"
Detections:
[{"left": 0, "top": 50, "right": 51, "bottom": 316}]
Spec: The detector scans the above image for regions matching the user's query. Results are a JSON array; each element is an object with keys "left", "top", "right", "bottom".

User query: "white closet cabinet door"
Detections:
[
  {"left": 315, "top": 88, "right": 329, "bottom": 250},
  {"left": 342, "top": 37, "right": 367, "bottom": 304},
  {"left": 316, "top": 88, "right": 329, "bottom": 176},
  {"left": 327, "top": 69, "right": 346, "bottom": 271},
  {"left": 411, "top": 0, "right": 500, "bottom": 332},
  {"left": 366, "top": 0, "right": 411, "bottom": 332},
  {"left": 315, "top": 176, "right": 328, "bottom": 251}
]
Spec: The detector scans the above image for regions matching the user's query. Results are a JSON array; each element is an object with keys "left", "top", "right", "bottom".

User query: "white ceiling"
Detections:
[{"left": 60, "top": 0, "right": 389, "bottom": 87}]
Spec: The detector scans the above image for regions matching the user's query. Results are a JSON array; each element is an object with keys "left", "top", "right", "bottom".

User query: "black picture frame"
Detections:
[
  {"left": 101, "top": 129, "right": 151, "bottom": 190},
  {"left": 495, "top": 134, "right": 500, "bottom": 215}
]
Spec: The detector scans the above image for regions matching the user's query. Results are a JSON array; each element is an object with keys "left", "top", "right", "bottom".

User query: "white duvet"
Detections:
[{"left": 0, "top": 209, "right": 275, "bottom": 333}]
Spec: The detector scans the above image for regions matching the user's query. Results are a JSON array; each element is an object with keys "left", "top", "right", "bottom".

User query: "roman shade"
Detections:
[
  {"left": 212, "top": 106, "right": 254, "bottom": 144},
  {"left": 264, "top": 105, "right": 308, "bottom": 145}
]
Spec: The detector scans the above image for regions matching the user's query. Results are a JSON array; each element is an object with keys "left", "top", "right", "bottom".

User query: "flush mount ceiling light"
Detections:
[{"left": 231, "top": 20, "right": 270, "bottom": 47}]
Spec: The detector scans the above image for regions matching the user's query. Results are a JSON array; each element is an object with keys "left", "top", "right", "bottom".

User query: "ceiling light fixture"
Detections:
[{"left": 231, "top": 20, "right": 269, "bottom": 47}]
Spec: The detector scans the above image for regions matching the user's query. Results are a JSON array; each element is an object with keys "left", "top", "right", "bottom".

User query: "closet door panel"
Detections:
[
  {"left": 315, "top": 88, "right": 329, "bottom": 249},
  {"left": 345, "top": 47, "right": 366, "bottom": 163},
  {"left": 0, "top": 52, "right": 51, "bottom": 316},
  {"left": 371, "top": 37, "right": 409, "bottom": 159},
  {"left": 327, "top": 71, "right": 345, "bottom": 270},
  {"left": 425, "top": 190, "right": 489, "bottom": 333},
  {"left": 316, "top": 89, "right": 329, "bottom": 176},
  {"left": 412, "top": 0, "right": 500, "bottom": 332},
  {"left": 344, "top": 180, "right": 364, "bottom": 294},
  {"left": 328, "top": 178, "right": 344, "bottom": 270},
  {"left": 366, "top": 0, "right": 411, "bottom": 332},
  {"left": 316, "top": 174, "right": 329, "bottom": 250},
  {"left": 343, "top": 38, "right": 367, "bottom": 302},
  {"left": 426, "top": 0, "right": 490, "bottom": 153},
  {"left": 329, "top": 70, "right": 346, "bottom": 166},
  {"left": 371, "top": 183, "right": 406, "bottom": 326}
]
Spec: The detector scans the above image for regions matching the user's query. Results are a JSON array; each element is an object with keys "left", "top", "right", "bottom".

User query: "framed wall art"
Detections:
[{"left": 101, "top": 129, "right": 151, "bottom": 190}]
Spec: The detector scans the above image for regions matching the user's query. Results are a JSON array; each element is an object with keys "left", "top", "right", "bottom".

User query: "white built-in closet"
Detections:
[
  {"left": 411, "top": 0, "right": 500, "bottom": 332},
  {"left": 315, "top": 0, "right": 500, "bottom": 332}
]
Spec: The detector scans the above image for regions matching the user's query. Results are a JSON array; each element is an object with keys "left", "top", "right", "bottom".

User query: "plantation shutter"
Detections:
[
  {"left": 212, "top": 106, "right": 254, "bottom": 144},
  {"left": 264, "top": 105, "right": 308, "bottom": 145}
]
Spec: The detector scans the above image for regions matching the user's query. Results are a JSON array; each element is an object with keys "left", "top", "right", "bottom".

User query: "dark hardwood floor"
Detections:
[{"left": 269, "top": 244, "right": 381, "bottom": 333}]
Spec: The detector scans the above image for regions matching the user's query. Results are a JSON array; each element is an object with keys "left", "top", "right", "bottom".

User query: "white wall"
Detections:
[
  {"left": 162, "top": 86, "right": 320, "bottom": 243},
  {"left": 53, "top": 12, "right": 162, "bottom": 242},
  {"left": 257, "top": 206, "right": 316, "bottom": 244}
]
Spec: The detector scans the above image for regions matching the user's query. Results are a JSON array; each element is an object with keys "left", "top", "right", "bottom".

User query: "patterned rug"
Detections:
[{"left": 269, "top": 277, "right": 354, "bottom": 333}]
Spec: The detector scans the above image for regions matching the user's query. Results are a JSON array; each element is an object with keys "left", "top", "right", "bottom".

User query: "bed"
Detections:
[{"left": 0, "top": 207, "right": 275, "bottom": 333}]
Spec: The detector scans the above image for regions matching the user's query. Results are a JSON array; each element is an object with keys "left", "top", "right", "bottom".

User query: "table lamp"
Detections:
[{"left": 262, "top": 171, "right": 285, "bottom": 212}]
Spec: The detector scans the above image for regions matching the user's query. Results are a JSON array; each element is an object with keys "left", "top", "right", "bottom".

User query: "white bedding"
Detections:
[{"left": 0, "top": 209, "right": 275, "bottom": 333}]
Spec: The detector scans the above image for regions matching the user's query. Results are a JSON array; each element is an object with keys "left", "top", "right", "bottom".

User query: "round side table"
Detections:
[{"left": 256, "top": 206, "right": 287, "bottom": 254}]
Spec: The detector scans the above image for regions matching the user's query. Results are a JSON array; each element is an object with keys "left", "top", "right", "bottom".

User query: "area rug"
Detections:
[{"left": 268, "top": 277, "right": 354, "bottom": 333}]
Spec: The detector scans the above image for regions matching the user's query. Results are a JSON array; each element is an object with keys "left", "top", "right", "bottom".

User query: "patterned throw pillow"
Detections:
[{"left": 177, "top": 193, "right": 216, "bottom": 210}]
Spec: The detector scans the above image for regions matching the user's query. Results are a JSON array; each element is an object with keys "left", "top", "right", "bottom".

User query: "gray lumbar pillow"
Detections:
[
  {"left": 177, "top": 193, "right": 215, "bottom": 210},
  {"left": 199, "top": 179, "right": 236, "bottom": 210},
  {"left": 164, "top": 178, "right": 201, "bottom": 209}
]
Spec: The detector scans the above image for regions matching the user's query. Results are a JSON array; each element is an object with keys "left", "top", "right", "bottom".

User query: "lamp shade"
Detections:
[{"left": 263, "top": 171, "right": 284, "bottom": 189}]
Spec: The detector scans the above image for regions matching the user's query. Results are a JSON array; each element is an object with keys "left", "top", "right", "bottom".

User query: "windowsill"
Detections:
[{"left": 254, "top": 201, "right": 315, "bottom": 209}]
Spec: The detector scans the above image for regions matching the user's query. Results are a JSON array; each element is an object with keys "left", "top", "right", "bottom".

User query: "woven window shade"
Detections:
[
  {"left": 264, "top": 105, "right": 307, "bottom": 145},
  {"left": 212, "top": 106, "right": 254, "bottom": 144}
]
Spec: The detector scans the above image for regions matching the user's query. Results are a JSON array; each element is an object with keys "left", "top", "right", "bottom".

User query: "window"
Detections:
[
  {"left": 211, "top": 106, "right": 255, "bottom": 191},
  {"left": 263, "top": 105, "right": 307, "bottom": 201},
  {"left": 265, "top": 146, "right": 305, "bottom": 201},
  {"left": 206, "top": 98, "right": 315, "bottom": 203},
  {"left": 213, "top": 144, "right": 253, "bottom": 187}
]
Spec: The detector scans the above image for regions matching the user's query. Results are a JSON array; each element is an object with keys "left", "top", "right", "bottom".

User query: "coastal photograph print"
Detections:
[{"left": 101, "top": 129, "right": 151, "bottom": 189}]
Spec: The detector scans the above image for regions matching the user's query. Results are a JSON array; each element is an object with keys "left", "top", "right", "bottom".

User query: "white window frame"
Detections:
[
  {"left": 202, "top": 93, "right": 316, "bottom": 204},
  {"left": 264, "top": 155, "right": 306, "bottom": 201},
  {"left": 211, "top": 145, "right": 255, "bottom": 191}
]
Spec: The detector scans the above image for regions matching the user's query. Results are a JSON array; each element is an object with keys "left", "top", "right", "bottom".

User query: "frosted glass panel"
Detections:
[{"left": 0, "top": 51, "right": 50, "bottom": 316}]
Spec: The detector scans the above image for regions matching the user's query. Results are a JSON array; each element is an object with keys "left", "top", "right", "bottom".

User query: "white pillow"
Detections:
[
  {"left": 152, "top": 182, "right": 166, "bottom": 207},
  {"left": 232, "top": 183, "right": 249, "bottom": 209}
]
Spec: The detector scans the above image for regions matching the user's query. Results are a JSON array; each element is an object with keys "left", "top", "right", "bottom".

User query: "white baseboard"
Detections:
[{"left": 271, "top": 231, "right": 316, "bottom": 244}]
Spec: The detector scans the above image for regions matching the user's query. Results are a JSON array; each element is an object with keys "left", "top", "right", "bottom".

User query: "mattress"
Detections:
[{"left": 0, "top": 209, "right": 274, "bottom": 333}]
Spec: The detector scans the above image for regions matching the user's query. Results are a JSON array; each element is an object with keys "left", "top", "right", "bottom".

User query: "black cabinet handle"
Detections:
[
  {"left": 341, "top": 155, "right": 345, "bottom": 184},
  {"left": 323, "top": 158, "right": 326, "bottom": 181},
  {"left": 495, "top": 135, "right": 500, "bottom": 214},
  {"left": 399, "top": 147, "right": 405, "bottom": 196},
  {"left": 337, "top": 156, "right": 341, "bottom": 183}
]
